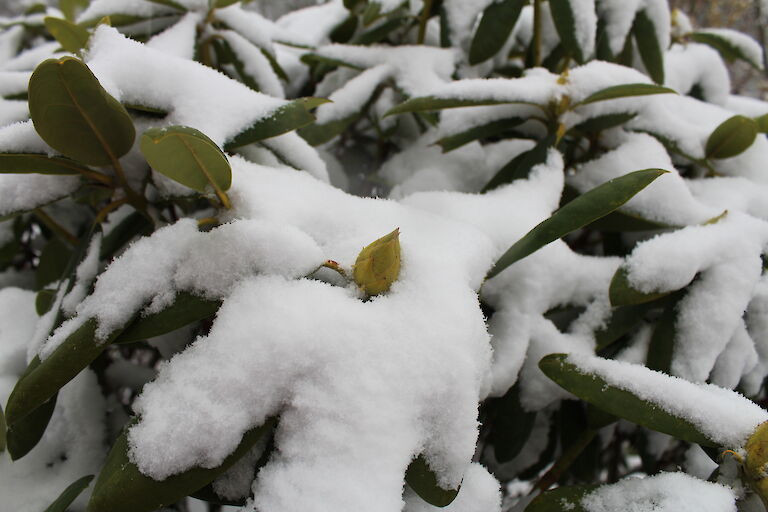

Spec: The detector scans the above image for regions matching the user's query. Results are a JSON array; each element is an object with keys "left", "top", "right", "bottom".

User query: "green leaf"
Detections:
[
  {"left": 525, "top": 485, "right": 593, "bottom": 512},
  {"left": 36, "top": 237, "right": 73, "bottom": 290},
  {"left": 585, "top": 209, "right": 673, "bottom": 232},
  {"left": 575, "top": 83, "right": 676, "bottom": 107},
  {"left": 572, "top": 113, "right": 638, "bottom": 134},
  {"left": 28, "top": 57, "right": 136, "bottom": 166},
  {"left": 385, "top": 96, "right": 531, "bottom": 117},
  {"left": 36, "top": 289, "right": 57, "bottom": 316},
  {"left": 595, "top": 301, "right": 656, "bottom": 350},
  {"left": 224, "top": 98, "right": 329, "bottom": 150},
  {"left": 482, "top": 134, "right": 555, "bottom": 192},
  {"left": 362, "top": 1, "right": 382, "bottom": 25},
  {"left": 0, "top": 153, "right": 97, "bottom": 176},
  {"left": 405, "top": 455, "right": 460, "bottom": 507},
  {"left": 690, "top": 31, "right": 764, "bottom": 69},
  {"left": 436, "top": 117, "right": 525, "bottom": 152},
  {"left": 87, "top": 419, "right": 275, "bottom": 512},
  {"left": 549, "top": 0, "right": 587, "bottom": 63},
  {"left": 6, "top": 391, "right": 58, "bottom": 460},
  {"left": 115, "top": 293, "right": 221, "bottom": 344},
  {"left": 145, "top": 0, "right": 188, "bottom": 10},
  {"left": 44, "top": 475, "right": 95, "bottom": 512},
  {"left": 140, "top": 126, "right": 232, "bottom": 194},
  {"left": 59, "top": 0, "right": 89, "bottom": 21},
  {"left": 488, "top": 384, "right": 536, "bottom": 463},
  {"left": 755, "top": 113, "right": 768, "bottom": 133},
  {"left": 608, "top": 266, "right": 674, "bottom": 307},
  {"left": 468, "top": 0, "right": 525, "bottom": 65},
  {"left": 330, "top": 14, "right": 358, "bottom": 43},
  {"left": 646, "top": 294, "right": 681, "bottom": 374},
  {"left": 299, "top": 115, "right": 358, "bottom": 146},
  {"left": 353, "top": 15, "right": 409, "bottom": 45},
  {"left": 632, "top": 10, "right": 665, "bottom": 84},
  {"left": 44, "top": 16, "right": 90, "bottom": 54},
  {"left": 486, "top": 169, "right": 665, "bottom": 280},
  {"left": 78, "top": 14, "right": 150, "bottom": 28},
  {"left": 539, "top": 353, "right": 717, "bottom": 446},
  {"left": 216, "top": 0, "right": 240, "bottom": 7},
  {"left": 705, "top": 115, "right": 759, "bottom": 159}
]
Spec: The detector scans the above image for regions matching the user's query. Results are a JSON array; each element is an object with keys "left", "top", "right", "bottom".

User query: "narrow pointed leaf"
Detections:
[
  {"left": 141, "top": 126, "right": 231, "bottom": 194},
  {"left": 632, "top": 10, "right": 665, "bottom": 84},
  {"left": 468, "top": 0, "right": 525, "bottom": 65},
  {"left": 29, "top": 57, "right": 136, "bottom": 166},
  {"left": 549, "top": 0, "right": 588, "bottom": 63},
  {"left": 87, "top": 419, "right": 275, "bottom": 512},
  {"left": 6, "top": 392, "right": 57, "bottom": 460},
  {"left": 44, "top": 475, "right": 94, "bottom": 512},
  {"left": 0, "top": 153, "right": 98, "bottom": 176},
  {"left": 405, "top": 455, "right": 460, "bottom": 507},
  {"left": 572, "top": 113, "right": 637, "bottom": 134},
  {"left": 224, "top": 98, "right": 330, "bottom": 150},
  {"left": 576, "top": 83, "right": 676, "bottom": 106},
  {"left": 608, "top": 266, "right": 674, "bottom": 306},
  {"left": 44, "top": 16, "right": 90, "bottom": 54},
  {"left": 115, "top": 293, "right": 221, "bottom": 344},
  {"left": 690, "top": 31, "right": 764, "bottom": 69},
  {"left": 705, "top": 115, "right": 759, "bottom": 159},
  {"left": 145, "top": 0, "right": 188, "bottom": 10},
  {"left": 437, "top": 117, "right": 524, "bottom": 152},
  {"left": 385, "top": 96, "right": 529, "bottom": 117},
  {"left": 487, "top": 169, "right": 666, "bottom": 279},
  {"left": 539, "top": 354, "right": 717, "bottom": 446},
  {"left": 646, "top": 294, "right": 681, "bottom": 374}
]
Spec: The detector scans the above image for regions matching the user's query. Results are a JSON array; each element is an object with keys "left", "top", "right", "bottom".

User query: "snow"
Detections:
[
  {"left": 214, "top": 5, "right": 282, "bottom": 52},
  {"left": 695, "top": 28, "right": 764, "bottom": 70},
  {"left": 61, "top": 233, "right": 103, "bottom": 316},
  {"left": 314, "top": 64, "right": 392, "bottom": 124},
  {"left": 581, "top": 473, "right": 736, "bottom": 512},
  {"left": 77, "top": 0, "right": 173, "bottom": 23},
  {"left": 442, "top": 0, "right": 494, "bottom": 49},
  {"left": 567, "top": 0, "right": 597, "bottom": 60},
  {"left": 215, "top": 29, "right": 285, "bottom": 98},
  {"left": 595, "top": 0, "right": 642, "bottom": 55},
  {"left": 274, "top": 0, "right": 350, "bottom": 47},
  {"left": 145, "top": 11, "right": 200, "bottom": 60},
  {"left": 0, "top": 173, "right": 80, "bottom": 216},
  {"left": 664, "top": 43, "right": 730, "bottom": 105}
]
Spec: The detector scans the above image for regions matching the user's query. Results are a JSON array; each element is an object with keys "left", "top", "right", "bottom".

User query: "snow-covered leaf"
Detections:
[
  {"left": 437, "top": 117, "right": 525, "bottom": 152},
  {"left": 487, "top": 169, "right": 665, "bottom": 280},
  {"left": 575, "top": 83, "right": 676, "bottom": 106},
  {"left": 609, "top": 266, "right": 675, "bottom": 306},
  {"left": 705, "top": 115, "right": 758, "bottom": 160},
  {"left": 43, "top": 475, "right": 94, "bottom": 512},
  {"left": 28, "top": 57, "right": 135, "bottom": 166},
  {"left": 690, "top": 29, "right": 764, "bottom": 70},
  {"left": 633, "top": 10, "right": 665, "bottom": 84},
  {"left": 405, "top": 455, "right": 460, "bottom": 507},
  {"left": 549, "top": 0, "right": 596, "bottom": 64}
]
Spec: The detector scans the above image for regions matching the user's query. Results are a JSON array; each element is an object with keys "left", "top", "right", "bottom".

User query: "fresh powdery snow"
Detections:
[
  {"left": 565, "top": 352, "right": 768, "bottom": 448},
  {"left": 580, "top": 472, "right": 736, "bottom": 512}
]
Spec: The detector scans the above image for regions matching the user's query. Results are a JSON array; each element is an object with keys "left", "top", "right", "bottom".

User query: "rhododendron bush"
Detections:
[{"left": 2, "top": 1, "right": 768, "bottom": 511}]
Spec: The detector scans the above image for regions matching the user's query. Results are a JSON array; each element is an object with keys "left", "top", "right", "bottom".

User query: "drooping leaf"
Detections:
[
  {"left": 705, "top": 115, "right": 759, "bottom": 159},
  {"left": 44, "top": 475, "right": 94, "bottom": 512},
  {"left": 44, "top": 16, "right": 90, "bottom": 54},
  {"left": 6, "top": 391, "right": 58, "bottom": 460},
  {"left": 224, "top": 98, "right": 329, "bottom": 150},
  {"left": 539, "top": 353, "right": 716, "bottom": 446},
  {"left": 115, "top": 293, "right": 222, "bottom": 344},
  {"left": 405, "top": 455, "right": 460, "bottom": 507},
  {"left": 575, "top": 83, "right": 676, "bottom": 106},
  {"left": 28, "top": 57, "right": 136, "bottom": 166},
  {"left": 486, "top": 169, "right": 666, "bottom": 279},
  {"left": 690, "top": 31, "right": 764, "bottom": 69},
  {"left": 140, "top": 126, "right": 232, "bottom": 194},
  {"left": 87, "top": 419, "right": 276, "bottom": 512},
  {"left": 36, "top": 237, "right": 72, "bottom": 290},
  {"left": 468, "top": 0, "right": 525, "bottom": 65},
  {"left": 437, "top": 117, "right": 525, "bottom": 152},
  {"left": 525, "top": 484, "right": 593, "bottom": 512},
  {"left": 632, "top": 10, "right": 665, "bottom": 84},
  {"left": 608, "top": 266, "right": 675, "bottom": 307},
  {"left": 385, "top": 96, "right": 532, "bottom": 117},
  {"left": 549, "top": 0, "right": 588, "bottom": 63},
  {"left": 482, "top": 133, "right": 556, "bottom": 192},
  {"left": 0, "top": 153, "right": 98, "bottom": 176}
]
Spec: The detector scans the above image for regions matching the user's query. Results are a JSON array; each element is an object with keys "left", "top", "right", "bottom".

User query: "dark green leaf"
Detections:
[
  {"left": 482, "top": 134, "right": 555, "bottom": 192},
  {"left": 6, "top": 392, "right": 57, "bottom": 460},
  {"left": 44, "top": 16, "right": 90, "bottom": 54},
  {"left": 362, "top": 1, "right": 382, "bottom": 25},
  {"left": 572, "top": 112, "right": 637, "bottom": 134},
  {"left": 299, "top": 115, "right": 359, "bottom": 146},
  {"left": 608, "top": 266, "right": 674, "bottom": 307},
  {"left": 115, "top": 293, "right": 221, "bottom": 344},
  {"left": 36, "top": 289, "right": 57, "bottom": 316},
  {"left": 486, "top": 169, "right": 665, "bottom": 279},
  {"left": 539, "top": 353, "right": 717, "bottom": 446},
  {"left": 385, "top": 96, "right": 534, "bottom": 117},
  {"left": 525, "top": 485, "right": 593, "bottom": 512},
  {"left": 405, "top": 455, "right": 460, "bottom": 507},
  {"left": 633, "top": 10, "right": 665, "bottom": 84},
  {"left": 123, "top": 102, "right": 168, "bottom": 118},
  {"left": 689, "top": 31, "right": 763, "bottom": 69},
  {"left": 141, "top": 126, "right": 231, "bottom": 194},
  {"left": 224, "top": 98, "right": 330, "bottom": 150},
  {"left": 44, "top": 475, "right": 94, "bottom": 512},
  {"left": 576, "top": 83, "right": 676, "bottom": 106},
  {"left": 330, "top": 14, "right": 358, "bottom": 43},
  {"left": 705, "top": 115, "right": 759, "bottom": 159},
  {"left": 78, "top": 14, "right": 149, "bottom": 28},
  {"left": 0, "top": 153, "right": 97, "bottom": 176},
  {"left": 216, "top": 0, "right": 240, "bottom": 7},
  {"left": 489, "top": 385, "right": 536, "bottom": 462},
  {"left": 549, "top": 0, "right": 587, "bottom": 63},
  {"left": 586, "top": 209, "right": 673, "bottom": 232},
  {"left": 36, "top": 237, "right": 72, "bottom": 290},
  {"left": 646, "top": 294, "right": 682, "bottom": 374},
  {"left": 437, "top": 117, "right": 525, "bottom": 152},
  {"left": 99, "top": 212, "right": 154, "bottom": 260},
  {"left": 468, "top": 0, "right": 525, "bottom": 65},
  {"left": 87, "top": 419, "right": 275, "bottom": 512},
  {"left": 29, "top": 57, "right": 136, "bottom": 166},
  {"left": 595, "top": 301, "right": 656, "bottom": 350}
]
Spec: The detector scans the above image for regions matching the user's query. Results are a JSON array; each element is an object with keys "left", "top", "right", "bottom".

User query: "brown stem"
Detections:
[
  {"left": 34, "top": 208, "right": 79, "bottom": 246},
  {"left": 533, "top": 0, "right": 543, "bottom": 67},
  {"left": 532, "top": 428, "right": 597, "bottom": 493},
  {"left": 417, "top": 0, "right": 434, "bottom": 44}
]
